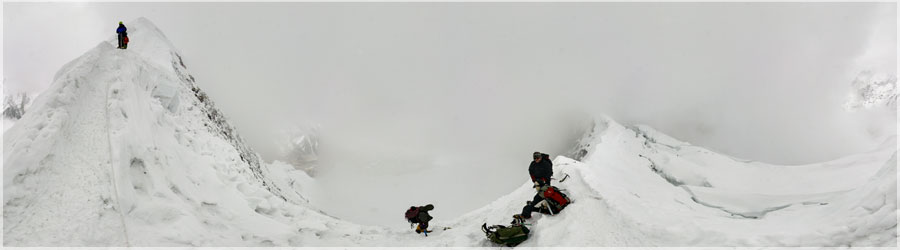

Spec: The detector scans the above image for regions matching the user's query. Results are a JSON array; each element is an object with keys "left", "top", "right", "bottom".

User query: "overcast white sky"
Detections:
[{"left": 3, "top": 2, "right": 897, "bottom": 225}]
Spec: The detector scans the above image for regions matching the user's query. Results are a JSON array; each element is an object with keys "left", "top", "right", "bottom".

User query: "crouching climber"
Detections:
[
  {"left": 518, "top": 152, "right": 553, "bottom": 219},
  {"left": 516, "top": 151, "right": 571, "bottom": 220},
  {"left": 404, "top": 204, "right": 434, "bottom": 235}
]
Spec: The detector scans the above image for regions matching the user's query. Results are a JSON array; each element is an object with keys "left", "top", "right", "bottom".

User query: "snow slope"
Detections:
[
  {"left": 392, "top": 117, "right": 896, "bottom": 247},
  {"left": 559, "top": 118, "right": 897, "bottom": 246},
  {"left": 3, "top": 18, "right": 321, "bottom": 246},
  {"left": 4, "top": 18, "right": 896, "bottom": 247}
]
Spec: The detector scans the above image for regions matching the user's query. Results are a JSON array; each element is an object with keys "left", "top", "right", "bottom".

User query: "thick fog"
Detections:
[{"left": 4, "top": 2, "right": 896, "bottom": 225}]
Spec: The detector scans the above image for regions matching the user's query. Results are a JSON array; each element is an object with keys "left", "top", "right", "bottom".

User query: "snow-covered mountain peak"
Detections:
[
  {"left": 4, "top": 17, "right": 314, "bottom": 246},
  {"left": 112, "top": 17, "right": 182, "bottom": 70},
  {"left": 845, "top": 70, "right": 898, "bottom": 111},
  {"left": 4, "top": 17, "right": 895, "bottom": 247}
]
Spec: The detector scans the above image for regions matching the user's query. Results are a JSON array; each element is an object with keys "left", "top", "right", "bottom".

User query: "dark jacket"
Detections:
[
  {"left": 117, "top": 24, "right": 127, "bottom": 34},
  {"left": 529, "top": 153, "right": 553, "bottom": 186},
  {"left": 417, "top": 204, "right": 434, "bottom": 223}
]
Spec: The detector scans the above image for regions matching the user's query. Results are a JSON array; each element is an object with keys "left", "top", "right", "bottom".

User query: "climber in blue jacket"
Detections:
[{"left": 116, "top": 21, "right": 128, "bottom": 49}]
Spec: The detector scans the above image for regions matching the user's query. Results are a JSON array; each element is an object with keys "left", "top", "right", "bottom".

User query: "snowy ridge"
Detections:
[
  {"left": 3, "top": 18, "right": 319, "bottom": 246},
  {"left": 417, "top": 117, "right": 896, "bottom": 247},
  {"left": 3, "top": 18, "right": 896, "bottom": 247},
  {"left": 568, "top": 117, "right": 897, "bottom": 246}
]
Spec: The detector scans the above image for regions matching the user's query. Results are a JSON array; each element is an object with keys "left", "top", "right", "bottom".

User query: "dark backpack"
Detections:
[
  {"left": 405, "top": 206, "right": 420, "bottom": 223},
  {"left": 482, "top": 223, "right": 530, "bottom": 247},
  {"left": 541, "top": 186, "right": 571, "bottom": 212}
]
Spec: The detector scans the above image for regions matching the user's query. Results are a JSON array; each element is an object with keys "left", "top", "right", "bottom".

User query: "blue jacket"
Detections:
[{"left": 116, "top": 24, "right": 126, "bottom": 34}]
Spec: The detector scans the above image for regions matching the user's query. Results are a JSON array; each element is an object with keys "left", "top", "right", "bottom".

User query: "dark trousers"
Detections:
[
  {"left": 117, "top": 33, "right": 124, "bottom": 48},
  {"left": 521, "top": 193, "right": 544, "bottom": 218}
]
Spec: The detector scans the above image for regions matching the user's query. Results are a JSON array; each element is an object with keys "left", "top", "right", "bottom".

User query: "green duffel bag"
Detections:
[{"left": 482, "top": 223, "right": 530, "bottom": 247}]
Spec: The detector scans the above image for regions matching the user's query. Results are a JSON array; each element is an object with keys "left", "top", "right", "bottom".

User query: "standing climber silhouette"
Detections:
[{"left": 116, "top": 21, "right": 128, "bottom": 49}]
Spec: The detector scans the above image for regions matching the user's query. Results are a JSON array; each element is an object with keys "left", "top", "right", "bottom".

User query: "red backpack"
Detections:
[
  {"left": 542, "top": 186, "right": 570, "bottom": 209},
  {"left": 124, "top": 36, "right": 129, "bottom": 44},
  {"left": 405, "top": 206, "right": 420, "bottom": 223}
]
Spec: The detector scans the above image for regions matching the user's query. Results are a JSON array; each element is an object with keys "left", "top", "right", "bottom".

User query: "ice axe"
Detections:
[{"left": 559, "top": 173, "right": 570, "bottom": 183}]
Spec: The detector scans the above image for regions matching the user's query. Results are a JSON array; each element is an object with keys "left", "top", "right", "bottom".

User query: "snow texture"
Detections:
[{"left": 3, "top": 18, "right": 897, "bottom": 247}]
